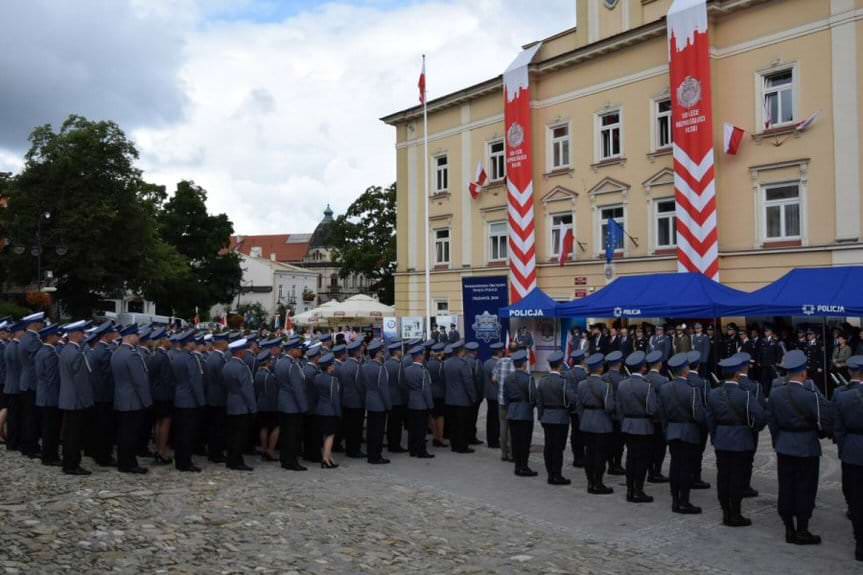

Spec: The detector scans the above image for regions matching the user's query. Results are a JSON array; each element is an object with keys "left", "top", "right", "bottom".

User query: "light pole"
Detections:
[{"left": 10, "top": 211, "right": 66, "bottom": 292}]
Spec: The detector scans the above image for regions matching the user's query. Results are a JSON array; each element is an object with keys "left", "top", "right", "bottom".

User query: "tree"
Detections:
[
  {"left": 330, "top": 183, "right": 396, "bottom": 304},
  {"left": 0, "top": 115, "right": 185, "bottom": 317},
  {"left": 236, "top": 302, "right": 266, "bottom": 329},
  {"left": 147, "top": 180, "right": 242, "bottom": 320}
]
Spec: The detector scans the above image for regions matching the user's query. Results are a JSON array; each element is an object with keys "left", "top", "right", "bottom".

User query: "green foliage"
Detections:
[
  {"left": 0, "top": 301, "right": 32, "bottom": 320},
  {"left": 236, "top": 302, "right": 267, "bottom": 329},
  {"left": 330, "top": 183, "right": 396, "bottom": 304}
]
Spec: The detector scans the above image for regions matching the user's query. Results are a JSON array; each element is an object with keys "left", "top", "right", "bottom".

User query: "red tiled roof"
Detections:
[{"left": 229, "top": 234, "right": 310, "bottom": 263}]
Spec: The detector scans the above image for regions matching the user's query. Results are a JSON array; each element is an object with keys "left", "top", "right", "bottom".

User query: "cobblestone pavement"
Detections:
[{"left": 0, "top": 419, "right": 859, "bottom": 574}]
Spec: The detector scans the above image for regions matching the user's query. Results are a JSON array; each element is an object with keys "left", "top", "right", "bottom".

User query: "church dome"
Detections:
[{"left": 309, "top": 204, "right": 336, "bottom": 249}]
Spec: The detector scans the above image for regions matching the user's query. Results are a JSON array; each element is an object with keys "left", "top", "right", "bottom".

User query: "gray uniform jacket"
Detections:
[
  {"left": 172, "top": 351, "right": 205, "bottom": 408},
  {"left": 615, "top": 374, "right": 656, "bottom": 435},
  {"left": 17, "top": 330, "right": 41, "bottom": 392},
  {"left": 314, "top": 372, "right": 341, "bottom": 417},
  {"left": 658, "top": 377, "right": 705, "bottom": 444},
  {"left": 3, "top": 339, "right": 20, "bottom": 394},
  {"left": 469, "top": 356, "right": 484, "bottom": 403},
  {"left": 503, "top": 370, "right": 535, "bottom": 422},
  {"left": 705, "top": 382, "right": 767, "bottom": 452},
  {"left": 111, "top": 343, "right": 152, "bottom": 411},
  {"left": 223, "top": 356, "right": 256, "bottom": 415},
  {"left": 536, "top": 372, "right": 569, "bottom": 425},
  {"left": 276, "top": 356, "right": 308, "bottom": 414},
  {"left": 564, "top": 365, "right": 587, "bottom": 414},
  {"left": 254, "top": 367, "right": 278, "bottom": 412},
  {"left": 767, "top": 379, "right": 833, "bottom": 457},
  {"left": 34, "top": 344, "right": 60, "bottom": 408},
  {"left": 205, "top": 350, "right": 228, "bottom": 407},
  {"left": 688, "top": 371, "right": 711, "bottom": 407},
  {"left": 405, "top": 362, "right": 433, "bottom": 411},
  {"left": 384, "top": 357, "right": 406, "bottom": 406},
  {"left": 303, "top": 362, "right": 321, "bottom": 415},
  {"left": 833, "top": 381, "right": 863, "bottom": 466},
  {"left": 338, "top": 357, "right": 365, "bottom": 409},
  {"left": 648, "top": 335, "right": 673, "bottom": 362},
  {"left": 427, "top": 357, "right": 445, "bottom": 399},
  {"left": 363, "top": 359, "right": 391, "bottom": 412},
  {"left": 576, "top": 375, "right": 615, "bottom": 433},
  {"left": 444, "top": 356, "right": 476, "bottom": 407},
  {"left": 58, "top": 342, "right": 94, "bottom": 411},
  {"left": 88, "top": 342, "right": 115, "bottom": 403},
  {"left": 483, "top": 357, "right": 499, "bottom": 402},
  {"left": 603, "top": 370, "right": 625, "bottom": 421},
  {"left": 692, "top": 333, "right": 711, "bottom": 366},
  {"left": 148, "top": 348, "right": 175, "bottom": 403}
]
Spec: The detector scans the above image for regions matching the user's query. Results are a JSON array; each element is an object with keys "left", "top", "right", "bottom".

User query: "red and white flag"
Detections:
[
  {"left": 558, "top": 228, "right": 574, "bottom": 266},
  {"left": 418, "top": 57, "right": 426, "bottom": 106},
  {"left": 723, "top": 123, "right": 745, "bottom": 155},
  {"left": 763, "top": 96, "right": 773, "bottom": 131},
  {"left": 796, "top": 111, "right": 818, "bottom": 132},
  {"left": 468, "top": 161, "right": 488, "bottom": 199}
]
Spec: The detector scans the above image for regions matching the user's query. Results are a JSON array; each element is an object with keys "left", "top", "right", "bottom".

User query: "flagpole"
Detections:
[{"left": 422, "top": 54, "right": 432, "bottom": 340}]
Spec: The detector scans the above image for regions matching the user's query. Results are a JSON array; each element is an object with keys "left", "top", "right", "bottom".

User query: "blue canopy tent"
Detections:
[
  {"left": 498, "top": 287, "right": 560, "bottom": 318},
  {"left": 556, "top": 272, "right": 749, "bottom": 319}
]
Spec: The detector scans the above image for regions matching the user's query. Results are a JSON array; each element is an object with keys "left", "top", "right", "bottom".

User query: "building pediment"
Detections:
[
  {"left": 588, "top": 177, "right": 629, "bottom": 204},
  {"left": 642, "top": 168, "right": 675, "bottom": 193},
  {"left": 541, "top": 185, "right": 579, "bottom": 206}
]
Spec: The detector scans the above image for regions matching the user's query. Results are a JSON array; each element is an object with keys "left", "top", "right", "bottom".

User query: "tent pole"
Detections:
[{"left": 822, "top": 316, "right": 830, "bottom": 399}]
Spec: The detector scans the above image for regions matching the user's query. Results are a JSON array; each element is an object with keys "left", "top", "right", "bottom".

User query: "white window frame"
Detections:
[
  {"left": 549, "top": 212, "right": 574, "bottom": 258},
  {"left": 488, "top": 139, "right": 506, "bottom": 182},
  {"left": 756, "top": 63, "right": 799, "bottom": 130},
  {"left": 434, "top": 154, "right": 449, "bottom": 194},
  {"left": 433, "top": 227, "right": 451, "bottom": 266},
  {"left": 760, "top": 182, "right": 803, "bottom": 243},
  {"left": 653, "top": 98, "right": 672, "bottom": 151},
  {"left": 434, "top": 299, "right": 449, "bottom": 314},
  {"left": 594, "top": 204, "right": 626, "bottom": 257},
  {"left": 595, "top": 109, "right": 623, "bottom": 162},
  {"left": 654, "top": 197, "right": 678, "bottom": 249},
  {"left": 487, "top": 221, "right": 508, "bottom": 263},
  {"left": 547, "top": 122, "right": 571, "bottom": 171}
]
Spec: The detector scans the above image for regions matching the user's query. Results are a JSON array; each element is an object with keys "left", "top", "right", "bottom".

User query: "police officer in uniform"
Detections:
[
  {"left": 171, "top": 330, "right": 205, "bottom": 472},
  {"left": 616, "top": 351, "right": 656, "bottom": 503},
  {"left": 645, "top": 351, "right": 670, "bottom": 483},
  {"left": 427, "top": 343, "right": 447, "bottom": 447},
  {"left": 0, "top": 320, "right": 10, "bottom": 448},
  {"left": 464, "top": 341, "right": 484, "bottom": 445},
  {"left": 736, "top": 352, "right": 764, "bottom": 498},
  {"left": 384, "top": 342, "right": 407, "bottom": 453},
  {"left": 692, "top": 323, "right": 711, "bottom": 378},
  {"left": 339, "top": 340, "right": 366, "bottom": 458},
  {"left": 483, "top": 343, "right": 504, "bottom": 449},
  {"left": 706, "top": 355, "right": 767, "bottom": 526},
  {"left": 686, "top": 351, "right": 711, "bottom": 490},
  {"left": 302, "top": 346, "right": 323, "bottom": 462},
  {"left": 363, "top": 340, "right": 391, "bottom": 464},
  {"left": 254, "top": 343, "right": 279, "bottom": 461},
  {"left": 576, "top": 353, "right": 616, "bottom": 494},
  {"left": 503, "top": 350, "right": 536, "bottom": 477},
  {"left": 58, "top": 321, "right": 93, "bottom": 475},
  {"left": 4, "top": 322, "right": 25, "bottom": 452},
  {"left": 833, "top": 355, "right": 863, "bottom": 561},
  {"left": 721, "top": 323, "right": 740, "bottom": 360},
  {"left": 148, "top": 329, "right": 175, "bottom": 465},
  {"left": 565, "top": 349, "right": 587, "bottom": 468},
  {"left": 84, "top": 322, "right": 117, "bottom": 467},
  {"left": 444, "top": 341, "right": 477, "bottom": 453},
  {"left": 537, "top": 351, "right": 570, "bottom": 485},
  {"left": 767, "top": 349, "right": 833, "bottom": 545},
  {"left": 404, "top": 345, "right": 434, "bottom": 458},
  {"left": 204, "top": 333, "right": 229, "bottom": 463},
  {"left": 34, "top": 324, "right": 62, "bottom": 466},
  {"left": 648, "top": 325, "right": 672, "bottom": 363},
  {"left": 111, "top": 324, "right": 152, "bottom": 474},
  {"left": 222, "top": 337, "right": 256, "bottom": 471},
  {"left": 276, "top": 338, "right": 309, "bottom": 470},
  {"left": 603, "top": 350, "right": 626, "bottom": 475},
  {"left": 18, "top": 312, "right": 46, "bottom": 459},
  {"left": 759, "top": 325, "right": 782, "bottom": 396}
]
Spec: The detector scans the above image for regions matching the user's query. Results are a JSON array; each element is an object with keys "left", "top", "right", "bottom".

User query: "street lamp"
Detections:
[{"left": 7, "top": 211, "right": 67, "bottom": 292}]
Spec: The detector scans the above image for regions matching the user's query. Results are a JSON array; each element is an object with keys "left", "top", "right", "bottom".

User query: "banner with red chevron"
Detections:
[
  {"left": 503, "top": 43, "right": 542, "bottom": 303},
  {"left": 668, "top": 0, "right": 718, "bottom": 280}
]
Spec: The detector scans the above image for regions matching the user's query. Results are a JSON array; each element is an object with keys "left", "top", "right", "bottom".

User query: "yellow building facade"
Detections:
[{"left": 382, "top": 0, "right": 863, "bottom": 319}]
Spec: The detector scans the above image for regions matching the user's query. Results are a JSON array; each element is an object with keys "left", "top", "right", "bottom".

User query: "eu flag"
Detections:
[{"left": 605, "top": 219, "right": 623, "bottom": 264}]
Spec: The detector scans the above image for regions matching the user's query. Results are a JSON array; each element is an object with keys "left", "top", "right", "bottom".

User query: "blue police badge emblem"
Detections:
[{"left": 472, "top": 311, "right": 502, "bottom": 344}]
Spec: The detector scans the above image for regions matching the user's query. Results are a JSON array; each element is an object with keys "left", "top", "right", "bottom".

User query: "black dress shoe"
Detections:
[
  {"left": 855, "top": 544, "right": 863, "bottom": 561},
  {"left": 723, "top": 515, "right": 752, "bottom": 527},
  {"left": 321, "top": 461, "right": 340, "bottom": 469},
  {"left": 281, "top": 462, "right": 308, "bottom": 471},
  {"left": 154, "top": 454, "right": 173, "bottom": 465},
  {"left": 647, "top": 473, "right": 669, "bottom": 484},
  {"left": 368, "top": 458, "right": 391, "bottom": 465},
  {"left": 417, "top": 452, "right": 435, "bottom": 459},
  {"left": 63, "top": 467, "right": 92, "bottom": 476},
  {"left": 792, "top": 530, "right": 822, "bottom": 545},
  {"left": 177, "top": 465, "right": 202, "bottom": 473},
  {"left": 432, "top": 440, "right": 449, "bottom": 448},
  {"left": 515, "top": 467, "right": 538, "bottom": 477},
  {"left": 42, "top": 459, "right": 62, "bottom": 467},
  {"left": 785, "top": 528, "right": 797, "bottom": 544},
  {"left": 588, "top": 484, "right": 614, "bottom": 495},
  {"left": 742, "top": 487, "right": 759, "bottom": 498},
  {"left": 119, "top": 466, "right": 149, "bottom": 474},
  {"left": 262, "top": 453, "right": 279, "bottom": 462},
  {"left": 673, "top": 502, "right": 701, "bottom": 514},
  {"left": 631, "top": 491, "right": 654, "bottom": 503},
  {"left": 607, "top": 464, "right": 626, "bottom": 476},
  {"left": 388, "top": 447, "right": 408, "bottom": 454},
  {"left": 548, "top": 475, "right": 571, "bottom": 486},
  {"left": 208, "top": 455, "right": 227, "bottom": 464},
  {"left": 228, "top": 464, "right": 254, "bottom": 471},
  {"left": 692, "top": 480, "right": 711, "bottom": 490}
]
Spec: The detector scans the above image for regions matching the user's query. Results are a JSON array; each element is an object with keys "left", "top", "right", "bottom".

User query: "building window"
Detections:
[
  {"left": 249, "top": 246, "right": 262, "bottom": 258},
  {"left": 434, "top": 299, "right": 449, "bottom": 314},
  {"left": 278, "top": 285, "right": 284, "bottom": 299},
  {"left": 761, "top": 69, "right": 794, "bottom": 128},
  {"left": 599, "top": 111, "right": 622, "bottom": 160},
  {"left": 550, "top": 124, "right": 571, "bottom": 170},
  {"left": 434, "top": 228, "right": 450, "bottom": 265},
  {"left": 489, "top": 140, "right": 505, "bottom": 182},
  {"left": 655, "top": 199, "right": 677, "bottom": 249},
  {"left": 435, "top": 155, "right": 448, "bottom": 193},
  {"left": 550, "top": 213, "right": 573, "bottom": 257},
  {"left": 762, "top": 183, "right": 801, "bottom": 240},
  {"left": 127, "top": 300, "right": 144, "bottom": 314},
  {"left": 656, "top": 99, "right": 672, "bottom": 149},
  {"left": 330, "top": 273, "right": 338, "bottom": 288},
  {"left": 600, "top": 205, "right": 625, "bottom": 252},
  {"left": 488, "top": 221, "right": 508, "bottom": 262}
]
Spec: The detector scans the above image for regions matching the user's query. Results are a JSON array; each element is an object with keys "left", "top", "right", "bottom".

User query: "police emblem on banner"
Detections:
[
  {"left": 507, "top": 121, "right": 525, "bottom": 148},
  {"left": 472, "top": 311, "right": 502, "bottom": 343},
  {"left": 676, "top": 76, "right": 702, "bottom": 109}
]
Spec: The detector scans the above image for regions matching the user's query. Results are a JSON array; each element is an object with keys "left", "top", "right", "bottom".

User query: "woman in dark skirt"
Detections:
[
  {"left": 314, "top": 353, "right": 340, "bottom": 469},
  {"left": 254, "top": 352, "right": 280, "bottom": 461}
]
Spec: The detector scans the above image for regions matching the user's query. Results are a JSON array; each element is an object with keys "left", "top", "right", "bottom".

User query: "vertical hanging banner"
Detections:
[
  {"left": 504, "top": 43, "right": 542, "bottom": 304},
  {"left": 462, "top": 276, "right": 508, "bottom": 361},
  {"left": 668, "top": 0, "right": 719, "bottom": 280}
]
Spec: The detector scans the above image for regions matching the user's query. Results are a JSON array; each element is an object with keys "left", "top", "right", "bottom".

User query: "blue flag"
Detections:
[{"left": 605, "top": 218, "right": 623, "bottom": 264}]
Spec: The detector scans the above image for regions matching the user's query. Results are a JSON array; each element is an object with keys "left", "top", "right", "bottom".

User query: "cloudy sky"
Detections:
[{"left": 0, "top": 0, "right": 575, "bottom": 233}]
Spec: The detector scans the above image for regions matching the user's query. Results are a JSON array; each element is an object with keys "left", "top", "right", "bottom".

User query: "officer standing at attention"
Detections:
[
  {"left": 692, "top": 323, "right": 711, "bottom": 378},
  {"left": 833, "top": 355, "right": 863, "bottom": 561},
  {"left": 659, "top": 353, "right": 706, "bottom": 514},
  {"left": 363, "top": 340, "right": 391, "bottom": 464},
  {"left": 536, "top": 351, "right": 570, "bottom": 485},
  {"left": 171, "top": 331, "right": 205, "bottom": 472},
  {"left": 404, "top": 345, "right": 435, "bottom": 458},
  {"left": 86, "top": 323, "right": 118, "bottom": 467},
  {"left": 427, "top": 343, "right": 447, "bottom": 448},
  {"left": 565, "top": 349, "right": 587, "bottom": 468},
  {"left": 384, "top": 342, "right": 407, "bottom": 454},
  {"left": 111, "top": 324, "right": 152, "bottom": 474},
  {"left": 736, "top": 352, "right": 764, "bottom": 499},
  {"left": 3, "top": 322, "right": 24, "bottom": 452},
  {"left": 759, "top": 325, "right": 783, "bottom": 396},
  {"left": 767, "top": 349, "right": 833, "bottom": 545},
  {"left": 576, "top": 353, "right": 616, "bottom": 494},
  {"left": 58, "top": 321, "right": 93, "bottom": 475},
  {"left": 603, "top": 350, "right": 626, "bottom": 476},
  {"left": 339, "top": 340, "right": 367, "bottom": 459},
  {"left": 503, "top": 350, "right": 536, "bottom": 477},
  {"left": 148, "top": 329, "right": 175, "bottom": 465},
  {"left": 204, "top": 333, "right": 229, "bottom": 464},
  {"left": 302, "top": 346, "right": 323, "bottom": 463},
  {"left": 706, "top": 355, "right": 767, "bottom": 527},
  {"left": 315, "top": 353, "right": 341, "bottom": 469},
  {"left": 18, "top": 312, "right": 46, "bottom": 459},
  {"left": 648, "top": 325, "right": 673, "bottom": 363},
  {"left": 615, "top": 351, "right": 656, "bottom": 503},
  {"left": 222, "top": 337, "right": 256, "bottom": 471},
  {"left": 254, "top": 344, "right": 279, "bottom": 461},
  {"left": 34, "top": 324, "right": 62, "bottom": 466},
  {"left": 686, "top": 351, "right": 712, "bottom": 490},
  {"left": 444, "top": 341, "right": 477, "bottom": 453},
  {"left": 645, "top": 351, "right": 670, "bottom": 483},
  {"left": 276, "top": 338, "right": 309, "bottom": 471},
  {"left": 483, "top": 342, "right": 505, "bottom": 449},
  {"left": 463, "top": 341, "right": 483, "bottom": 446}
]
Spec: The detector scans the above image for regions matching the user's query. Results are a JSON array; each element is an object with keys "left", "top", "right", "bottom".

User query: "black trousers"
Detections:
[
  {"left": 138, "top": 406, "right": 153, "bottom": 454},
  {"left": 303, "top": 414, "right": 321, "bottom": 461},
  {"left": 583, "top": 432, "right": 611, "bottom": 485},
  {"left": 407, "top": 409, "right": 429, "bottom": 455},
  {"left": 486, "top": 400, "right": 500, "bottom": 447},
  {"left": 625, "top": 434, "right": 653, "bottom": 491},
  {"left": 447, "top": 405, "right": 471, "bottom": 452},
  {"left": 695, "top": 431, "right": 708, "bottom": 481},
  {"left": 61, "top": 410, "right": 86, "bottom": 471},
  {"left": 609, "top": 424, "right": 625, "bottom": 468},
  {"left": 366, "top": 411, "right": 386, "bottom": 461},
  {"left": 279, "top": 412, "right": 303, "bottom": 464},
  {"left": 469, "top": 401, "right": 480, "bottom": 441},
  {"left": 226, "top": 414, "right": 251, "bottom": 468},
  {"left": 669, "top": 440, "right": 700, "bottom": 500},
  {"left": 207, "top": 406, "right": 226, "bottom": 460},
  {"left": 843, "top": 463, "right": 863, "bottom": 543},
  {"left": 173, "top": 408, "right": 200, "bottom": 469},
  {"left": 116, "top": 409, "right": 146, "bottom": 470},
  {"left": 20, "top": 390, "right": 40, "bottom": 455},
  {"left": 87, "top": 402, "right": 115, "bottom": 464},
  {"left": 40, "top": 406, "right": 61, "bottom": 462},
  {"left": 5, "top": 393, "right": 21, "bottom": 450},
  {"left": 716, "top": 450, "right": 750, "bottom": 513},
  {"left": 510, "top": 419, "right": 533, "bottom": 471},
  {"left": 342, "top": 407, "right": 365, "bottom": 456},
  {"left": 650, "top": 427, "right": 667, "bottom": 475},
  {"left": 569, "top": 413, "right": 585, "bottom": 463},
  {"left": 386, "top": 405, "right": 406, "bottom": 451},
  {"left": 542, "top": 423, "right": 568, "bottom": 477},
  {"left": 777, "top": 454, "right": 819, "bottom": 522}
]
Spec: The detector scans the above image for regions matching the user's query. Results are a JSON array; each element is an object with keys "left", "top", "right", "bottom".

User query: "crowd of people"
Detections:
[{"left": 0, "top": 312, "right": 862, "bottom": 562}]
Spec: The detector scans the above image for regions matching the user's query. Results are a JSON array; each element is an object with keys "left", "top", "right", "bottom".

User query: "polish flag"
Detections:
[
  {"left": 468, "top": 161, "right": 488, "bottom": 199},
  {"left": 795, "top": 111, "right": 818, "bottom": 132},
  {"left": 762, "top": 97, "right": 773, "bottom": 131},
  {"left": 418, "top": 57, "right": 426, "bottom": 106},
  {"left": 558, "top": 228, "right": 574, "bottom": 266},
  {"left": 723, "top": 123, "right": 745, "bottom": 155}
]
